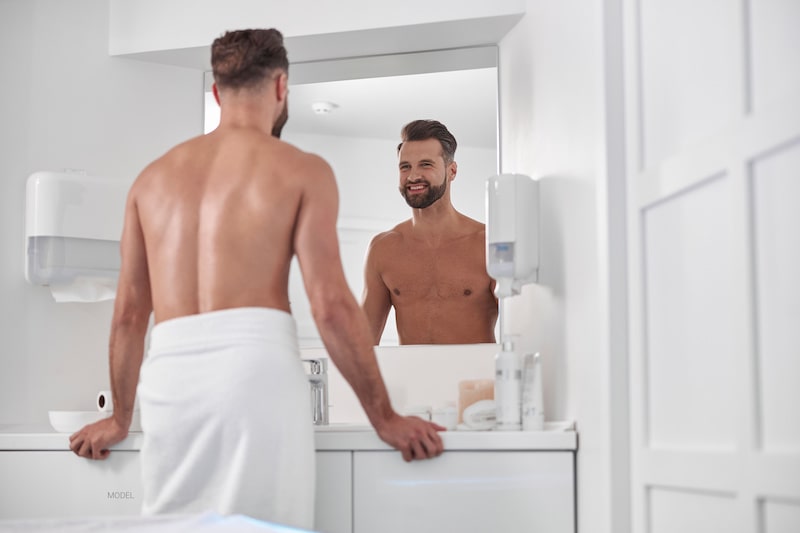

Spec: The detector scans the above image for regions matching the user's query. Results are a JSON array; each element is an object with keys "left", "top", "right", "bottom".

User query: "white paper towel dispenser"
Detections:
[{"left": 25, "top": 171, "right": 129, "bottom": 302}]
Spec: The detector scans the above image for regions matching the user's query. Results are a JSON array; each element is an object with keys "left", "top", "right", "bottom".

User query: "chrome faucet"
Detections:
[{"left": 302, "top": 358, "right": 329, "bottom": 425}]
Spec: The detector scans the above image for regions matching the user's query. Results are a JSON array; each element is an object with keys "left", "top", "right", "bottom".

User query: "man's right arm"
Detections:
[
  {"left": 70, "top": 180, "right": 153, "bottom": 459},
  {"left": 361, "top": 236, "right": 392, "bottom": 345},
  {"left": 292, "top": 155, "right": 444, "bottom": 461}
]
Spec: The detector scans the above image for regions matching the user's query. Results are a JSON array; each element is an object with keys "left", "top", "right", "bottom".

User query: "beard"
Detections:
[
  {"left": 272, "top": 100, "right": 289, "bottom": 138},
  {"left": 399, "top": 177, "right": 447, "bottom": 209}
]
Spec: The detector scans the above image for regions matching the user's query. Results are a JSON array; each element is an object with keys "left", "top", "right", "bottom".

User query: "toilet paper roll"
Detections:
[{"left": 96, "top": 390, "right": 113, "bottom": 412}]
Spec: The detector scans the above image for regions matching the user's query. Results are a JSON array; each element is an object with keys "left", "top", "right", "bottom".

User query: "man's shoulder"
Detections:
[
  {"left": 273, "top": 141, "right": 333, "bottom": 176},
  {"left": 460, "top": 213, "right": 486, "bottom": 231},
  {"left": 379, "top": 220, "right": 412, "bottom": 238},
  {"left": 446, "top": 213, "right": 485, "bottom": 241},
  {"left": 368, "top": 221, "right": 410, "bottom": 250},
  {"left": 130, "top": 135, "right": 201, "bottom": 186}
]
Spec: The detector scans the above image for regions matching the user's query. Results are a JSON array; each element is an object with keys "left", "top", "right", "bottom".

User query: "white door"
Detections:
[{"left": 623, "top": 0, "right": 800, "bottom": 531}]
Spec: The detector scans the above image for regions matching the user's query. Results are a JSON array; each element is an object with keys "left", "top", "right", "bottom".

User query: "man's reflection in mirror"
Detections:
[{"left": 361, "top": 120, "right": 498, "bottom": 345}]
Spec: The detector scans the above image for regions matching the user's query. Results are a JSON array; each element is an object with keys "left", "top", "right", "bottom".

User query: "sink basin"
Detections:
[{"left": 313, "top": 423, "right": 372, "bottom": 432}]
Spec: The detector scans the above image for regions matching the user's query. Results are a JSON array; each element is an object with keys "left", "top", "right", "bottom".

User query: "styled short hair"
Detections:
[
  {"left": 211, "top": 28, "right": 288, "bottom": 90},
  {"left": 397, "top": 120, "right": 458, "bottom": 164}
]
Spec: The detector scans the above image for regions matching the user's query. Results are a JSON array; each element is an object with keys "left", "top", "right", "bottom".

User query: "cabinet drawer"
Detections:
[
  {"left": 0, "top": 451, "right": 142, "bottom": 518},
  {"left": 315, "top": 451, "right": 352, "bottom": 533},
  {"left": 353, "top": 451, "right": 575, "bottom": 533}
]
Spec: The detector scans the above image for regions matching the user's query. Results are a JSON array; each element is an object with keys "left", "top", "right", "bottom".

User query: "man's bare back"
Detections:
[
  {"left": 132, "top": 127, "right": 322, "bottom": 324},
  {"left": 367, "top": 217, "right": 497, "bottom": 344}
]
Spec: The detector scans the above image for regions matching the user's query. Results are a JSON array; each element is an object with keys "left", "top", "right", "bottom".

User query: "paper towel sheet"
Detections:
[{"left": 50, "top": 276, "right": 117, "bottom": 302}]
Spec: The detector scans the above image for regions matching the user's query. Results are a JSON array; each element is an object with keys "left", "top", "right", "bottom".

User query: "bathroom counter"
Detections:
[
  {"left": 0, "top": 422, "right": 577, "bottom": 532},
  {"left": 0, "top": 421, "right": 576, "bottom": 452},
  {"left": 314, "top": 420, "right": 577, "bottom": 450},
  {"left": 0, "top": 424, "right": 144, "bottom": 451}
]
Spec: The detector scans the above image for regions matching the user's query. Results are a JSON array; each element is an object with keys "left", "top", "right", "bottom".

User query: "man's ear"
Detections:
[
  {"left": 275, "top": 72, "right": 289, "bottom": 103},
  {"left": 212, "top": 83, "right": 221, "bottom": 106},
  {"left": 448, "top": 161, "right": 458, "bottom": 181}
]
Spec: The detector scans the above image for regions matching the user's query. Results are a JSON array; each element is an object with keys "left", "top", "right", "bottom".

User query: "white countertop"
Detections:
[
  {"left": 0, "top": 421, "right": 577, "bottom": 452},
  {"left": 314, "top": 421, "right": 577, "bottom": 451}
]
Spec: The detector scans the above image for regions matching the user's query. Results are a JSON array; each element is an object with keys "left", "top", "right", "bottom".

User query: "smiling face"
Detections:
[{"left": 397, "top": 138, "right": 456, "bottom": 209}]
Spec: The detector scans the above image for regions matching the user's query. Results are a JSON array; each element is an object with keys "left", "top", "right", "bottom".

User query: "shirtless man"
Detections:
[
  {"left": 362, "top": 120, "right": 498, "bottom": 345},
  {"left": 68, "top": 29, "right": 443, "bottom": 528}
]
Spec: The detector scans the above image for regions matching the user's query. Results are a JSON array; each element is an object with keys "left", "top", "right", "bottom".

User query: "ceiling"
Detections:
[{"left": 205, "top": 67, "right": 499, "bottom": 149}]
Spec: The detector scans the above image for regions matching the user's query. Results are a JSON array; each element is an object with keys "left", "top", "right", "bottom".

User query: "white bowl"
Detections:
[{"left": 48, "top": 410, "right": 142, "bottom": 433}]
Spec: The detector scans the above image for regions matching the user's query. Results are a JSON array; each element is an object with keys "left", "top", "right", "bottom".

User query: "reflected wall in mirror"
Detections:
[{"left": 203, "top": 47, "right": 499, "bottom": 346}]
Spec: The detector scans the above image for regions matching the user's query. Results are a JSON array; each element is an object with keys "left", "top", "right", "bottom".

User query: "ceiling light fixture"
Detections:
[{"left": 311, "top": 101, "right": 339, "bottom": 115}]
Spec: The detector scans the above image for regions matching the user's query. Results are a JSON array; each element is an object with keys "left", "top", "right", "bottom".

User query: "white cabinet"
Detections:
[
  {"left": 352, "top": 451, "right": 575, "bottom": 533},
  {"left": 0, "top": 451, "right": 142, "bottom": 518},
  {"left": 0, "top": 426, "right": 577, "bottom": 532},
  {"left": 314, "top": 451, "right": 352, "bottom": 533},
  {"left": 0, "top": 448, "right": 350, "bottom": 528}
]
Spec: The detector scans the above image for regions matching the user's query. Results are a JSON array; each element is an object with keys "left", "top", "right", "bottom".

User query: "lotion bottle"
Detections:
[
  {"left": 494, "top": 340, "right": 522, "bottom": 431},
  {"left": 521, "top": 352, "right": 544, "bottom": 431}
]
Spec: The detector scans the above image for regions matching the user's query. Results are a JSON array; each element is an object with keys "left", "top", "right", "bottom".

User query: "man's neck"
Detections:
[
  {"left": 409, "top": 201, "right": 465, "bottom": 244},
  {"left": 218, "top": 100, "right": 276, "bottom": 136}
]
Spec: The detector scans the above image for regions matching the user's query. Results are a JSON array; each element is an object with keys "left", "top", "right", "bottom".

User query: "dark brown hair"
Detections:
[
  {"left": 211, "top": 29, "right": 289, "bottom": 90},
  {"left": 397, "top": 120, "right": 458, "bottom": 164}
]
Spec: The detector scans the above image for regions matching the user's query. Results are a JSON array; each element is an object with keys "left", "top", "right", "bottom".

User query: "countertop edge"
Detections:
[{"left": 0, "top": 423, "right": 578, "bottom": 452}]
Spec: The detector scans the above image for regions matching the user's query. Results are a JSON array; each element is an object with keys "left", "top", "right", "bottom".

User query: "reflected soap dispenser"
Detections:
[{"left": 494, "top": 338, "right": 522, "bottom": 431}]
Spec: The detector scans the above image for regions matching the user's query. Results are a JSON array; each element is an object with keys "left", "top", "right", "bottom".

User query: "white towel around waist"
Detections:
[{"left": 138, "top": 307, "right": 315, "bottom": 529}]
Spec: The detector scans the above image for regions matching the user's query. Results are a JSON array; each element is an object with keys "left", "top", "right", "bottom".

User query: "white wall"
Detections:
[
  {"left": 0, "top": 0, "right": 202, "bottom": 424},
  {"left": 498, "top": 2, "right": 617, "bottom": 533}
]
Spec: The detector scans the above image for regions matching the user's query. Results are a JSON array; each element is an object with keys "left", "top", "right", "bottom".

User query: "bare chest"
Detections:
[{"left": 381, "top": 243, "right": 492, "bottom": 302}]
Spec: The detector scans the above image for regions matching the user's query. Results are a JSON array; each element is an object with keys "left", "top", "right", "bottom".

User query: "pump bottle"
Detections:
[
  {"left": 521, "top": 352, "right": 544, "bottom": 430},
  {"left": 494, "top": 340, "right": 521, "bottom": 431}
]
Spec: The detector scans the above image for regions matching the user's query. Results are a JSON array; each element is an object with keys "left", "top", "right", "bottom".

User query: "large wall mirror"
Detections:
[{"left": 203, "top": 46, "right": 500, "bottom": 346}]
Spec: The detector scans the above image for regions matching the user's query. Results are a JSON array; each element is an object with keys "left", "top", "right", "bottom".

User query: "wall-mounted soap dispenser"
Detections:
[
  {"left": 25, "top": 171, "right": 129, "bottom": 302},
  {"left": 485, "top": 174, "right": 540, "bottom": 431},
  {"left": 486, "top": 174, "right": 539, "bottom": 299}
]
